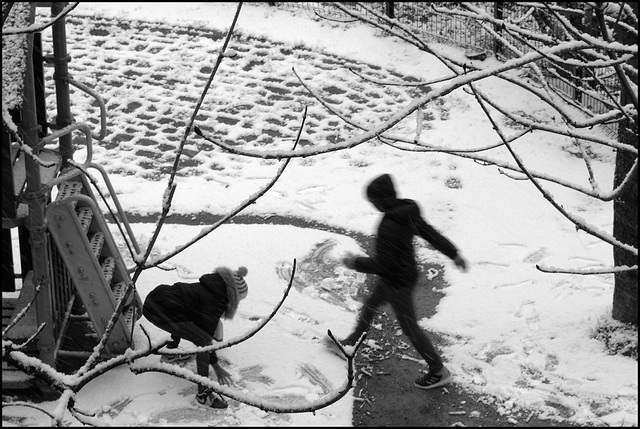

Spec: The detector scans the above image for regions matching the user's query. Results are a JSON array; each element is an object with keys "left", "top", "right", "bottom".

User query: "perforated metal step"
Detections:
[
  {"left": 123, "top": 306, "right": 136, "bottom": 333},
  {"left": 56, "top": 180, "right": 83, "bottom": 207},
  {"left": 101, "top": 256, "right": 116, "bottom": 285},
  {"left": 89, "top": 232, "right": 105, "bottom": 258},
  {"left": 76, "top": 206, "right": 93, "bottom": 233},
  {"left": 111, "top": 281, "right": 126, "bottom": 305},
  {"left": 45, "top": 177, "right": 142, "bottom": 360}
]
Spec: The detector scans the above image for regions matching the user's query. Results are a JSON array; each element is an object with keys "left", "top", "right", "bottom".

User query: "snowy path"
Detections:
[{"left": 42, "top": 14, "right": 427, "bottom": 180}]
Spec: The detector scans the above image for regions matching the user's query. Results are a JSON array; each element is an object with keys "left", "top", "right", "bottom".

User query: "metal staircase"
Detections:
[
  {"left": 45, "top": 173, "right": 142, "bottom": 359},
  {"left": 3, "top": 169, "right": 143, "bottom": 387},
  {"left": 3, "top": 2, "right": 143, "bottom": 389}
]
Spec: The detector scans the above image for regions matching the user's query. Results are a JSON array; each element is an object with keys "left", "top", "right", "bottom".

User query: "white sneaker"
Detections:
[
  {"left": 414, "top": 368, "right": 453, "bottom": 390},
  {"left": 160, "top": 353, "right": 192, "bottom": 364},
  {"left": 195, "top": 391, "right": 228, "bottom": 409}
]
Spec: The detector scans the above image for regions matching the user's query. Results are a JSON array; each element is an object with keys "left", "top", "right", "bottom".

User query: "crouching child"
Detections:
[{"left": 143, "top": 266, "right": 249, "bottom": 409}]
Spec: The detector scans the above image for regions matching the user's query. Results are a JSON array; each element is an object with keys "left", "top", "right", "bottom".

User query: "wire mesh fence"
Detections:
[{"left": 270, "top": 2, "right": 622, "bottom": 137}]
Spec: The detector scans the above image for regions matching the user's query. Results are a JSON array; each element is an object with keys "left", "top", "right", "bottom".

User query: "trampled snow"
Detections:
[{"left": 3, "top": 2, "right": 636, "bottom": 427}]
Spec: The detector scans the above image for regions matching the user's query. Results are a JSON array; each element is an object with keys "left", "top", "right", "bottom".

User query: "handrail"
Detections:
[
  {"left": 67, "top": 77, "right": 107, "bottom": 140},
  {"left": 42, "top": 122, "right": 93, "bottom": 187},
  {"left": 87, "top": 162, "right": 141, "bottom": 256},
  {"left": 45, "top": 193, "right": 140, "bottom": 348},
  {"left": 42, "top": 118, "right": 140, "bottom": 259}
]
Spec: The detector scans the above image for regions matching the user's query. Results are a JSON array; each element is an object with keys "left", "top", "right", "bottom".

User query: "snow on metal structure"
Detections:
[{"left": 2, "top": 2, "right": 141, "bottom": 389}]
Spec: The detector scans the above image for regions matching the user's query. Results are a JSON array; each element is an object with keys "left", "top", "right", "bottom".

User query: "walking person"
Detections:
[
  {"left": 143, "top": 266, "right": 249, "bottom": 408},
  {"left": 338, "top": 174, "right": 468, "bottom": 389}
]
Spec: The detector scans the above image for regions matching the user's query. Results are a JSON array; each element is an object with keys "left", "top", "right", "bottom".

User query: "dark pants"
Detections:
[
  {"left": 344, "top": 277, "right": 444, "bottom": 373},
  {"left": 143, "top": 294, "right": 216, "bottom": 393}
]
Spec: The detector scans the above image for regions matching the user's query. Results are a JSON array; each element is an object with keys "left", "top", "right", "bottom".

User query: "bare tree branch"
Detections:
[
  {"left": 2, "top": 280, "right": 43, "bottom": 338},
  {"left": 2, "top": 2, "right": 80, "bottom": 35},
  {"left": 132, "top": 2, "right": 244, "bottom": 284},
  {"left": 536, "top": 263, "right": 638, "bottom": 274},
  {"left": 145, "top": 107, "right": 306, "bottom": 269},
  {"left": 467, "top": 82, "right": 637, "bottom": 257},
  {"left": 348, "top": 66, "right": 456, "bottom": 87},
  {"left": 593, "top": 4, "right": 639, "bottom": 109},
  {"left": 1, "top": 401, "right": 58, "bottom": 420},
  {"left": 4, "top": 260, "right": 361, "bottom": 419}
]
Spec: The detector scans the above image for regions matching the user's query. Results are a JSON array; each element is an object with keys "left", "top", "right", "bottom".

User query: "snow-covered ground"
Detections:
[{"left": 3, "top": 2, "right": 637, "bottom": 427}]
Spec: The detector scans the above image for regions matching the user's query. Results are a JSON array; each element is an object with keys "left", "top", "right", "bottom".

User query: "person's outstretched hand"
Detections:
[
  {"left": 342, "top": 251, "right": 357, "bottom": 269},
  {"left": 454, "top": 255, "right": 468, "bottom": 272},
  {"left": 212, "top": 362, "right": 233, "bottom": 385}
]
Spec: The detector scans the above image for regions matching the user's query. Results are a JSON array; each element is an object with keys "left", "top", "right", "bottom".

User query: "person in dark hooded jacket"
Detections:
[
  {"left": 339, "top": 174, "right": 468, "bottom": 390},
  {"left": 143, "top": 266, "right": 249, "bottom": 409}
]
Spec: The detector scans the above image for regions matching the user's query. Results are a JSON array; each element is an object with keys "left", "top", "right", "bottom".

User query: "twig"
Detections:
[
  {"left": 314, "top": 11, "right": 358, "bottom": 23},
  {"left": 75, "top": 281, "right": 136, "bottom": 376},
  {"left": 147, "top": 107, "right": 307, "bottom": 268},
  {"left": 348, "top": 66, "right": 455, "bottom": 87},
  {"left": 2, "top": 279, "right": 43, "bottom": 338},
  {"left": 467, "top": 83, "right": 637, "bottom": 257},
  {"left": 536, "top": 263, "right": 637, "bottom": 275},
  {"left": 2, "top": 2, "right": 80, "bottom": 35},
  {"left": 133, "top": 2, "right": 244, "bottom": 284}
]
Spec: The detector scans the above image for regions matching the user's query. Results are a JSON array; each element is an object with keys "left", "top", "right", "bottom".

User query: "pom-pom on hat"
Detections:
[{"left": 234, "top": 266, "right": 248, "bottom": 300}]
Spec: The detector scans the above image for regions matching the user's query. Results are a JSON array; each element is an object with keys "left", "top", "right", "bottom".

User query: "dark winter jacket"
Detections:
[
  {"left": 143, "top": 273, "right": 229, "bottom": 334},
  {"left": 353, "top": 174, "right": 460, "bottom": 286}
]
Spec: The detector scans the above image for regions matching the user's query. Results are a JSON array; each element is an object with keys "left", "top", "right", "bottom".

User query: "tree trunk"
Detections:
[
  {"left": 612, "top": 3, "right": 638, "bottom": 326},
  {"left": 612, "top": 116, "right": 638, "bottom": 325}
]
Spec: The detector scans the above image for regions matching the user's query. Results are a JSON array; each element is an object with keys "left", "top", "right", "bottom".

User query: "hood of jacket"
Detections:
[
  {"left": 200, "top": 269, "right": 240, "bottom": 319},
  {"left": 199, "top": 272, "right": 223, "bottom": 291},
  {"left": 366, "top": 174, "right": 397, "bottom": 211}
]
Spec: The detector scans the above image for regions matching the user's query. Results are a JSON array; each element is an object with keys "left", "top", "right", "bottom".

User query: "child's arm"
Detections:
[
  {"left": 412, "top": 215, "right": 459, "bottom": 261},
  {"left": 342, "top": 252, "right": 383, "bottom": 275},
  {"left": 412, "top": 214, "right": 469, "bottom": 271}
]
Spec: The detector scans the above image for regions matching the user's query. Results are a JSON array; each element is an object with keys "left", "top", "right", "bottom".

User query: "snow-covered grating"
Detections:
[
  {"left": 56, "top": 181, "right": 84, "bottom": 208},
  {"left": 76, "top": 206, "right": 93, "bottom": 233},
  {"left": 101, "top": 256, "right": 116, "bottom": 285},
  {"left": 90, "top": 232, "right": 105, "bottom": 258}
]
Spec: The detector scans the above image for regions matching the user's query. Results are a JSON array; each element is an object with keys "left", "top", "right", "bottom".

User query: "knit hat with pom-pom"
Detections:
[
  {"left": 215, "top": 266, "right": 249, "bottom": 319},
  {"left": 234, "top": 266, "right": 248, "bottom": 300}
]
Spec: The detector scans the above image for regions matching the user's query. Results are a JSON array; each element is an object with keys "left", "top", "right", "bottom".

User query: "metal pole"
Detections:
[
  {"left": 22, "top": 3, "right": 56, "bottom": 367},
  {"left": 385, "top": 2, "right": 394, "bottom": 19},
  {"left": 493, "top": 2, "right": 503, "bottom": 58},
  {"left": 51, "top": 2, "right": 74, "bottom": 166}
]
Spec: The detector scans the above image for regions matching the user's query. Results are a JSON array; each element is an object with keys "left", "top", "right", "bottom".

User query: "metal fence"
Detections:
[{"left": 271, "top": 2, "right": 621, "bottom": 137}]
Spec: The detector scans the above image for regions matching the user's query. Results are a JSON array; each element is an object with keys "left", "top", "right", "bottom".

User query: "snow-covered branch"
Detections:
[
  {"left": 382, "top": 138, "right": 633, "bottom": 201},
  {"left": 2, "top": 2, "right": 80, "bottom": 35},
  {"left": 133, "top": 2, "right": 244, "bottom": 284},
  {"left": 3, "top": 260, "right": 360, "bottom": 420},
  {"left": 467, "top": 82, "right": 637, "bottom": 257},
  {"left": 593, "top": 5, "right": 639, "bottom": 110},
  {"left": 348, "top": 66, "right": 456, "bottom": 87},
  {"left": 146, "top": 108, "right": 306, "bottom": 268},
  {"left": 536, "top": 263, "right": 638, "bottom": 275},
  {"left": 155, "top": 259, "right": 298, "bottom": 356},
  {"left": 2, "top": 281, "right": 43, "bottom": 339}
]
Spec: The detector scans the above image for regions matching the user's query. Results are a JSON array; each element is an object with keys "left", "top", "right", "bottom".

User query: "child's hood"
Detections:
[
  {"left": 199, "top": 272, "right": 222, "bottom": 290},
  {"left": 367, "top": 174, "right": 397, "bottom": 200}
]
